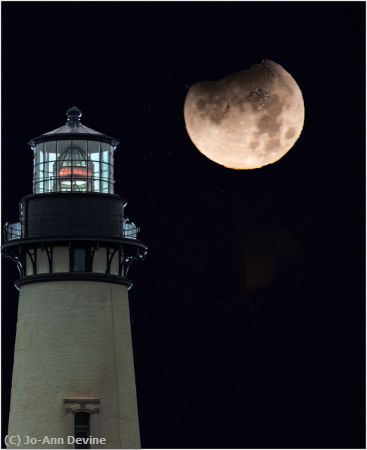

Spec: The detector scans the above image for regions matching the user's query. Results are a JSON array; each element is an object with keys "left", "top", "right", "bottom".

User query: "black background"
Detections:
[{"left": 2, "top": 2, "right": 365, "bottom": 448}]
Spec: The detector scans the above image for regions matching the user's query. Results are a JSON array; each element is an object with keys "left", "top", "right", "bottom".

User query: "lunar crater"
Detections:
[
  {"left": 285, "top": 127, "right": 296, "bottom": 139},
  {"left": 246, "top": 88, "right": 272, "bottom": 107}
]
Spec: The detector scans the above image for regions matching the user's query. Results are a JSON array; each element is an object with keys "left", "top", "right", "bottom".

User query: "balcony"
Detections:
[
  {"left": 122, "top": 220, "right": 140, "bottom": 240},
  {"left": 4, "top": 219, "right": 140, "bottom": 242},
  {"left": 4, "top": 222, "right": 22, "bottom": 241}
]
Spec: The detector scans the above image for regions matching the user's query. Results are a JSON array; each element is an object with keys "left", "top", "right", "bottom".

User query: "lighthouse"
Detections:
[{"left": 3, "top": 107, "right": 147, "bottom": 449}]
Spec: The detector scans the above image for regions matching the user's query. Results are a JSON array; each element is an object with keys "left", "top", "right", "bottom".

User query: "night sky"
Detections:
[{"left": 2, "top": 2, "right": 365, "bottom": 448}]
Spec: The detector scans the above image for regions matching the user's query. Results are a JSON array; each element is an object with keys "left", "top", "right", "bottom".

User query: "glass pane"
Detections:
[
  {"left": 73, "top": 249, "right": 86, "bottom": 272},
  {"left": 34, "top": 144, "right": 44, "bottom": 193},
  {"left": 39, "top": 163, "right": 45, "bottom": 193},
  {"left": 88, "top": 140, "right": 100, "bottom": 156},
  {"left": 101, "top": 143, "right": 109, "bottom": 162},
  {"left": 100, "top": 162, "right": 109, "bottom": 176},
  {"left": 93, "top": 160, "right": 100, "bottom": 192},
  {"left": 57, "top": 140, "right": 72, "bottom": 157},
  {"left": 45, "top": 141, "right": 56, "bottom": 193},
  {"left": 45, "top": 141, "right": 57, "bottom": 155},
  {"left": 74, "top": 412, "right": 90, "bottom": 449},
  {"left": 56, "top": 141, "right": 71, "bottom": 192},
  {"left": 75, "top": 412, "right": 89, "bottom": 426},
  {"left": 47, "top": 150, "right": 56, "bottom": 193}
]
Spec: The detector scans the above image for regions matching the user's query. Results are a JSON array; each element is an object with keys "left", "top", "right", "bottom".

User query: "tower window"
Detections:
[
  {"left": 73, "top": 249, "right": 87, "bottom": 272},
  {"left": 74, "top": 412, "right": 90, "bottom": 449}
]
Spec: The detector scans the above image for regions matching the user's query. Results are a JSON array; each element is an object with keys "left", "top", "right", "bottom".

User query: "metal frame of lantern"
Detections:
[{"left": 31, "top": 137, "right": 117, "bottom": 195}]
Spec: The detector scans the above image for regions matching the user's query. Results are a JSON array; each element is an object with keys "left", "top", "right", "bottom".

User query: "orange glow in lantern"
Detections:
[{"left": 59, "top": 167, "right": 91, "bottom": 177}]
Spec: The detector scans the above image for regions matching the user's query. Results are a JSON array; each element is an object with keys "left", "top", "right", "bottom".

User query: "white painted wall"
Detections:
[
  {"left": 36, "top": 249, "right": 49, "bottom": 274},
  {"left": 93, "top": 248, "right": 107, "bottom": 273},
  {"left": 26, "top": 253, "right": 34, "bottom": 276},
  {"left": 8, "top": 281, "right": 140, "bottom": 449},
  {"left": 53, "top": 247, "right": 69, "bottom": 272},
  {"left": 110, "top": 252, "right": 119, "bottom": 275}
]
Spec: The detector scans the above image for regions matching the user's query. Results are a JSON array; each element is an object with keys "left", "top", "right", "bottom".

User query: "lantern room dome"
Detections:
[{"left": 28, "top": 106, "right": 119, "bottom": 146}]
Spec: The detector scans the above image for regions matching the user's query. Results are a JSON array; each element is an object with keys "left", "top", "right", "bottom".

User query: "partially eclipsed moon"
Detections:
[{"left": 184, "top": 59, "right": 305, "bottom": 169}]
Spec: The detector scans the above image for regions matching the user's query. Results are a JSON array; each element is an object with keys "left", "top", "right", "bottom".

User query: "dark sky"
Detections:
[{"left": 2, "top": 2, "right": 365, "bottom": 448}]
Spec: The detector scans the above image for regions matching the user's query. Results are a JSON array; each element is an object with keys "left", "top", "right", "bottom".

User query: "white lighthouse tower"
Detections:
[{"left": 3, "top": 107, "right": 147, "bottom": 449}]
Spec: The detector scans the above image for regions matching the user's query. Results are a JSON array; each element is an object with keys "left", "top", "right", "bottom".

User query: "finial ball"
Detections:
[{"left": 66, "top": 106, "right": 82, "bottom": 121}]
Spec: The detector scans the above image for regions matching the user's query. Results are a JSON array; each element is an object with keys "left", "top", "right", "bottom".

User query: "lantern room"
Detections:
[{"left": 29, "top": 106, "right": 119, "bottom": 194}]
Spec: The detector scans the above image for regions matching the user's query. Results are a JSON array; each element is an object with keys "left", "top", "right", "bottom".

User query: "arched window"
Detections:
[{"left": 74, "top": 411, "right": 91, "bottom": 449}]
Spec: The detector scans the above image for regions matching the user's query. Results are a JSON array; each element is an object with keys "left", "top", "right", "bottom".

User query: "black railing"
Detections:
[
  {"left": 4, "top": 222, "right": 22, "bottom": 241},
  {"left": 122, "top": 221, "right": 140, "bottom": 240},
  {"left": 4, "top": 219, "right": 140, "bottom": 242}
]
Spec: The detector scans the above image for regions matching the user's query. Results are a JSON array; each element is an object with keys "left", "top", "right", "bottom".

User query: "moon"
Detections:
[{"left": 184, "top": 59, "right": 305, "bottom": 169}]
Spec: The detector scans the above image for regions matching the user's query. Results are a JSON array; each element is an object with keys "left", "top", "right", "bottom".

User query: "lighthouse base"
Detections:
[{"left": 7, "top": 281, "right": 140, "bottom": 449}]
